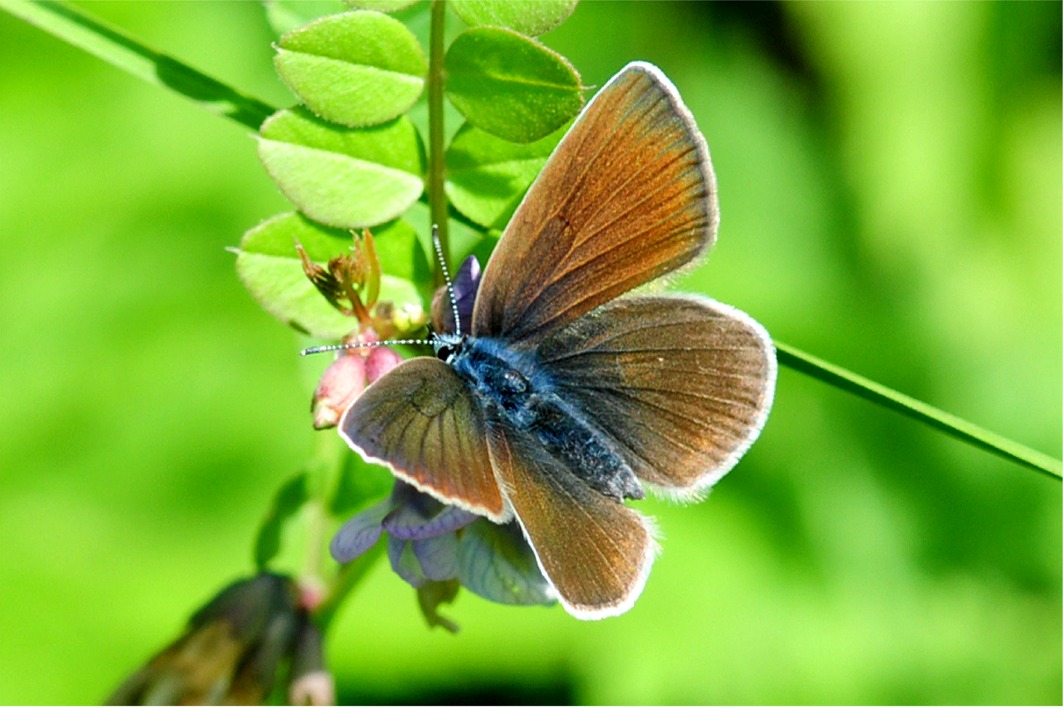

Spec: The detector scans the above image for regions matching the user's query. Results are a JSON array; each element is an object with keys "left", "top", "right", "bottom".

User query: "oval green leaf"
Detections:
[
  {"left": 444, "top": 27, "right": 583, "bottom": 143},
  {"left": 257, "top": 108, "right": 425, "bottom": 228},
  {"left": 235, "top": 212, "right": 422, "bottom": 339},
  {"left": 276, "top": 10, "right": 428, "bottom": 127},
  {"left": 445, "top": 120, "right": 568, "bottom": 228},
  {"left": 450, "top": 0, "right": 577, "bottom": 36}
]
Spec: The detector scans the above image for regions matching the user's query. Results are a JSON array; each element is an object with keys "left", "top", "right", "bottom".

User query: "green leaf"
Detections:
[
  {"left": 236, "top": 213, "right": 355, "bottom": 338},
  {"left": 776, "top": 342, "right": 1062, "bottom": 481},
  {"left": 344, "top": 0, "right": 420, "bottom": 12},
  {"left": 445, "top": 120, "right": 568, "bottom": 228},
  {"left": 254, "top": 472, "right": 310, "bottom": 570},
  {"left": 372, "top": 215, "right": 434, "bottom": 287},
  {"left": 444, "top": 27, "right": 583, "bottom": 143},
  {"left": 235, "top": 212, "right": 422, "bottom": 339},
  {"left": 450, "top": 0, "right": 577, "bottom": 36},
  {"left": 263, "top": 0, "right": 348, "bottom": 37},
  {"left": 276, "top": 10, "right": 428, "bottom": 128},
  {"left": 399, "top": 200, "right": 493, "bottom": 294},
  {"left": 257, "top": 108, "right": 425, "bottom": 228}
]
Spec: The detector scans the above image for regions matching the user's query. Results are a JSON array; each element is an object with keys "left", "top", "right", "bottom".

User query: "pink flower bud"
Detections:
[
  {"left": 365, "top": 345, "right": 403, "bottom": 383},
  {"left": 311, "top": 354, "right": 366, "bottom": 430},
  {"left": 296, "top": 577, "right": 327, "bottom": 612}
]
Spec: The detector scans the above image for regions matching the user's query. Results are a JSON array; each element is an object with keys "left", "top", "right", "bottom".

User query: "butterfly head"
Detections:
[{"left": 431, "top": 330, "right": 465, "bottom": 364}]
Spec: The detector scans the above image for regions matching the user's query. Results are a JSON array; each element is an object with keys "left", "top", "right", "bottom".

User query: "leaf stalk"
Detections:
[{"left": 427, "top": 0, "right": 449, "bottom": 287}]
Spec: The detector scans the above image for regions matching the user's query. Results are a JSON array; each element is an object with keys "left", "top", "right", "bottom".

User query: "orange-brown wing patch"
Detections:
[
  {"left": 536, "top": 295, "right": 776, "bottom": 499},
  {"left": 473, "top": 62, "right": 717, "bottom": 343},
  {"left": 487, "top": 422, "right": 657, "bottom": 619}
]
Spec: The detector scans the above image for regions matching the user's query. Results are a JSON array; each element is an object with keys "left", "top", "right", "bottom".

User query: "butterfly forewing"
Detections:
[
  {"left": 473, "top": 62, "right": 717, "bottom": 343},
  {"left": 535, "top": 295, "right": 776, "bottom": 498},
  {"left": 340, "top": 357, "right": 507, "bottom": 521},
  {"left": 486, "top": 420, "right": 657, "bottom": 619}
]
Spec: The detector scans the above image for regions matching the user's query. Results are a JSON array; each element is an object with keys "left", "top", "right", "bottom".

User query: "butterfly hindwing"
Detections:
[
  {"left": 486, "top": 419, "right": 658, "bottom": 619},
  {"left": 340, "top": 357, "right": 508, "bottom": 522},
  {"left": 472, "top": 62, "right": 717, "bottom": 343},
  {"left": 534, "top": 295, "right": 776, "bottom": 498}
]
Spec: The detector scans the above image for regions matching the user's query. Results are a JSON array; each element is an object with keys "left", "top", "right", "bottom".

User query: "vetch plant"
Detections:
[{"left": 3, "top": 0, "right": 1059, "bottom": 704}]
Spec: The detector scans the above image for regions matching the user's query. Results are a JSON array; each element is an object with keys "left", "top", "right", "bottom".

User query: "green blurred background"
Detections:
[{"left": 1, "top": 1, "right": 1059, "bottom": 704}]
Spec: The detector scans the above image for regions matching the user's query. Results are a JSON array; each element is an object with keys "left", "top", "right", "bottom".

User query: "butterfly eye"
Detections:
[
  {"left": 431, "top": 331, "right": 464, "bottom": 363},
  {"left": 435, "top": 344, "right": 456, "bottom": 362}
]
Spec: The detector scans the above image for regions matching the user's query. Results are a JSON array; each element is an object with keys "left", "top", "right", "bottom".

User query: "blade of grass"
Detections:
[
  {"left": 0, "top": 0, "right": 277, "bottom": 131},
  {"left": 776, "top": 341, "right": 1062, "bottom": 481},
  {"left": 4, "top": 0, "right": 1058, "bottom": 484}
]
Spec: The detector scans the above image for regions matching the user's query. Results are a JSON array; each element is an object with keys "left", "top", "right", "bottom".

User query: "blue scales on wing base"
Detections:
[{"left": 445, "top": 335, "right": 645, "bottom": 502}]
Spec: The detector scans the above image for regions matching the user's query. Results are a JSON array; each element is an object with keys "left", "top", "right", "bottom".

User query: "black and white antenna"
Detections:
[
  {"left": 300, "top": 336, "right": 429, "bottom": 357},
  {"left": 301, "top": 224, "right": 460, "bottom": 357},
  {"left": 431, "top": 224, "right": 462, "bottom": 338}
]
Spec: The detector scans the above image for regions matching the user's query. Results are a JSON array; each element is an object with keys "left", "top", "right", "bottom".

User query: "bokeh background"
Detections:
[{"left": 1, "top": 1, "right": 1060, "bottom": 704}]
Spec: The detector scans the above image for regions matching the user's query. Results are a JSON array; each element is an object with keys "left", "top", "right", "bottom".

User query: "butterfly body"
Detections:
[{"left": 444, "top": 334, "right": 645, "bottom": 503}]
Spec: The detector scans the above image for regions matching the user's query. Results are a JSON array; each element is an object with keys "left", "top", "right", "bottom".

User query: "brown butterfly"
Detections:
[{"left": 339, "top": 62, "right": 776, "bottom": 619}]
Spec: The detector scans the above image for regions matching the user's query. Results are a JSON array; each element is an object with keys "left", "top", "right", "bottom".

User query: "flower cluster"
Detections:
[
  {"left": 310, "top": 331, "right": 403, "bottom": 430},
  {"left": 331, "top": 481, "right": 555, "bottom": 630}
]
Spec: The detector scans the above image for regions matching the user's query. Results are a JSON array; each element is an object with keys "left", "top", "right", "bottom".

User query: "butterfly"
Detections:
[{"left": 338, "top": 61, "right": 777, "bottom": 619}]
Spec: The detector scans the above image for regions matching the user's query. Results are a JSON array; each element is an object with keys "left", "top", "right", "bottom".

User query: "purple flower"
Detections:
[
  {"left": 331, "top": 256, "right": 554, "bottom": 623},
  {"left": 431, "top": 255, "right": 481, "bottom": 334},
  {"left": 331, "top": 481, "right": 555, "bottom": 622}
]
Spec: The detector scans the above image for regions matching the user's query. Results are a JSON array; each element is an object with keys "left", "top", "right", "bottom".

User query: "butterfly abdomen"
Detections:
[{"left": 452, "top": 337, "right": 644, "bottom": 503}]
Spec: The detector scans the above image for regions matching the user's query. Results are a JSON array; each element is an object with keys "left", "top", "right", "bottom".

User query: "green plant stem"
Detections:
[
  {"left": 302, "top": 430, "right": 346, "bottom": 583},
  {"left": 301, "top": 430, "right": 388, "bottom": 628},
  {"left": 427, "top": 0, "right": 449, "bottom": 286},
  {"left": 314, "top": 541, "right": 386, "bottom": 629},
  {"left": 776, "top": 342, "right": 1062, "bottom": 481},
  {"left": 0, "top": 0, "right": 276, "bottom": 131}
]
